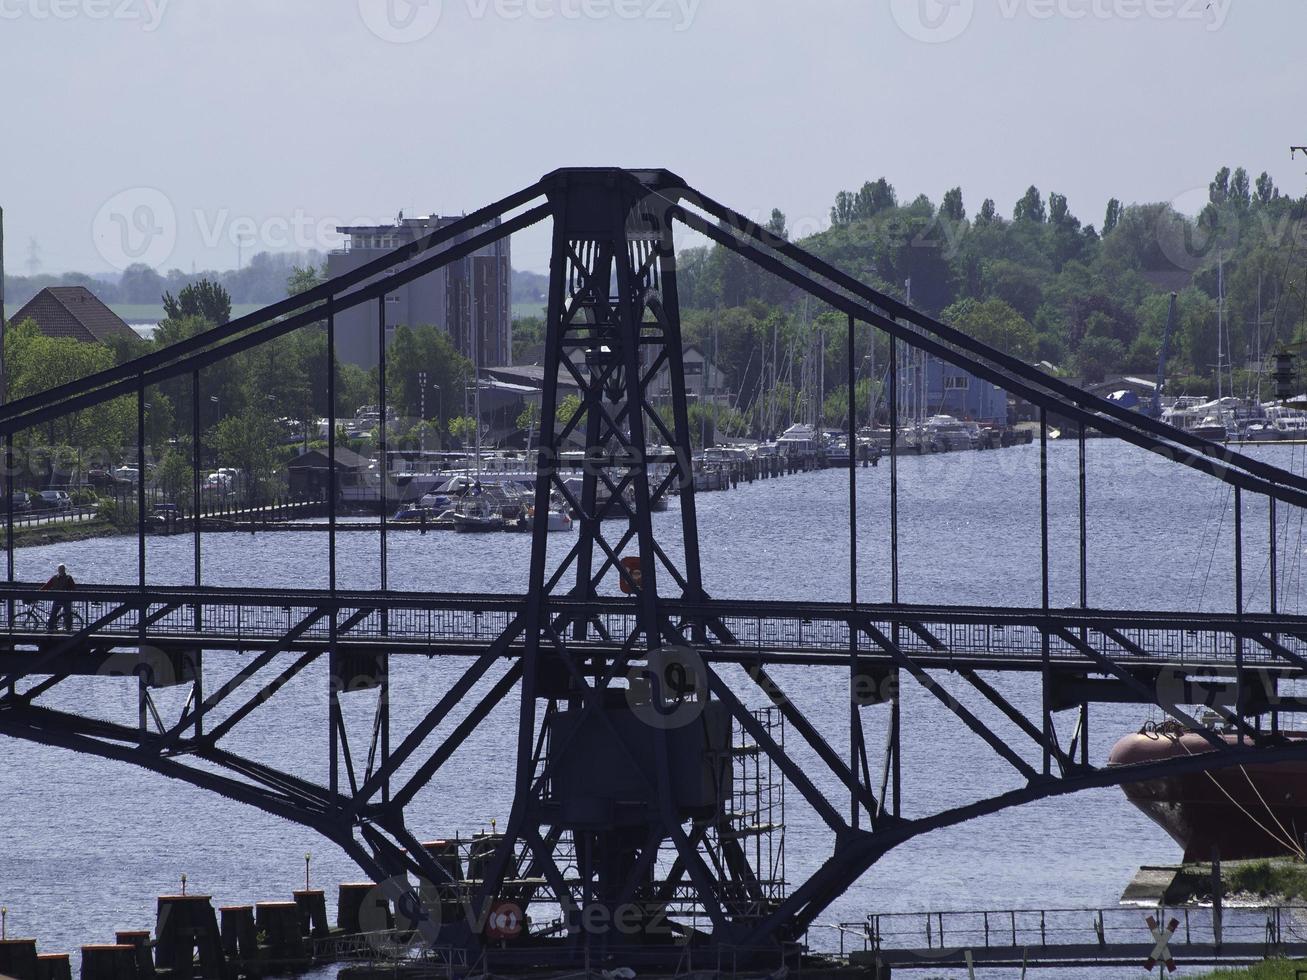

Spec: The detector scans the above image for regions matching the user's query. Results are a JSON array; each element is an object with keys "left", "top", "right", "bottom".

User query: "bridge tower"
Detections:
[{"left": 466, "top": 169, "right": 770, "bottom": 955}]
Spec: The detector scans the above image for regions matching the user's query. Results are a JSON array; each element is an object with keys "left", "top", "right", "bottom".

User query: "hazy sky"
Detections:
[{"left": 0, "top": 0, "right": 1300, "bottom": 277}]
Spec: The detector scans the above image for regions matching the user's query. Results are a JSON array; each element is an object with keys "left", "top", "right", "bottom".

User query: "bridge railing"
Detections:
[
  {"left": 842, "top": 904, "right": 1306, "bottom": 955},
  {"left": 3, "top": 591, "right": 1306, "bottom": 669}
]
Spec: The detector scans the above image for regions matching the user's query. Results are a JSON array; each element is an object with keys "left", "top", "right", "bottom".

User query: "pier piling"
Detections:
[
  {"left": 153, "top": 895, "right": 224, "bottom": 980},
  {"left": 0, "top": 939, "right": 39, "bottom": 980},
  {"left": 35, "top": 953, "right": 71, "bottom": 980},
  {"left": 216, "top": 908, "right": 255, "bottom": 964},
  {"left": 78, "top": 945, "right": 134, "bottom": 980},
  {"left": 335, "top": 885, "right": 389, "bottom": 935},
  {"left": 290, "top": 892, "right": 328, "bottom": 940},
  {"left": 111, "top": 933, "right": 152, "bottom": 980}
]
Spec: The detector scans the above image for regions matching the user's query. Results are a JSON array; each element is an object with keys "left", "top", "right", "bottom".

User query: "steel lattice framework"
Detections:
[{"left": 2, "top": 168, "right": 1307, "bottom": 970}]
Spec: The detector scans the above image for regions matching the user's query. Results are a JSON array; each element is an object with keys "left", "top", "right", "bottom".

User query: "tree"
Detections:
[
  {"left": 287, "top": 265, "right": 323, "bottom": 297},
  {"left": 1209, "top": 166, "right": 1231, "bottom": 206},
  {"left": 154, "top": 446, "right": 194, "bottom": 509},
  {"left": 830, "top": 191, "right": 856, "bottom": 227},
  {"left": 387, "top": 325, "right": 473, "bottom": 425},
  {"left": 1103, "top": 198, "right": 1122, "bottom": 235},
  {"left": 941, "top": 187, "right": 965, "bottom": 222},
  {"left": 1255, "top": 172, "right": 1277, "bottom": 206},
  {"left": 853, "top": 178, "right": 897, "bottom": 220},
  {"left": 765, "top": 209, "right": 788, "bottom": 240},
  {"left": 5, "top": 319, "right": 132, "bottom": 483},
  {"left": 1228, "top": 167, "right": 1251, "bottom": 208},
  {"left": 941, "top": 297, "right": 1037, "bottom": 358},
  {"left": 1075, "top": 336, "right": 1126, "bottom": 383},
  {"left": 977, "top": 199, "right": 998, "bottom": 225},
  {"left": 211, "top": 408, "right": 282, "bottom": 504},
  {"left": 448, "top": 416, "right": 478, "bottom": 446},
  {"left": 1013, "top": 186, "right": 1046, "bottom": 223},
  {"left": 162, "top": 279, "right": 232, "bottom": 326}
]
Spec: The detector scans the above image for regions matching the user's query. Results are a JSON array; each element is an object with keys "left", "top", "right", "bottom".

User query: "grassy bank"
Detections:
[
  {"left": 9, "top": 518, "right": 124, "bottom": 549},
  {"left": 1191, "top": 961, "right": 1305, "bottom": 979},
  {"left": 1169, "top": 858, "right": 1307, "bottom": 904}
]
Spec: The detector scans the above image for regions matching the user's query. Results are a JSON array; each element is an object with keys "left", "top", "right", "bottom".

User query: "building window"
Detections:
[{"left": 943, "top": 375, "right": 970, "bottom": 390}]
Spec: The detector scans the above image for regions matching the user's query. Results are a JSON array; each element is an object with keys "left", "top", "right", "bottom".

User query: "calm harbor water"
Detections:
[{"left": 3, "top": 439, "right": 1306, "bottom": 978}]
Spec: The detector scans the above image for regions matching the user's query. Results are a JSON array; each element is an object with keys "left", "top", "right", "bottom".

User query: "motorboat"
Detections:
[
  {"left": 526, "top": 505, "right": 574, "bottom": 532},
  {"left": 923, "top": 415, "right": 974, "bottom": 452},
  {"left": 452, "top": 496, "right": 504, "bottom": 533},
  {"left": 1189, "top": 415, "right": 1230, "bottom": 442}
]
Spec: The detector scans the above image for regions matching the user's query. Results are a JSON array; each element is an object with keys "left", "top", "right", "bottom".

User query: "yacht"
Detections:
[{"left": 452, "top": 496, "right": 504, "bottom": 533}]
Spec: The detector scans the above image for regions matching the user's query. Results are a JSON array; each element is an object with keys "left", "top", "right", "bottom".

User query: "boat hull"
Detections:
[{"left": 1108, "top": 731, "right": 1307, "bottom": 861}]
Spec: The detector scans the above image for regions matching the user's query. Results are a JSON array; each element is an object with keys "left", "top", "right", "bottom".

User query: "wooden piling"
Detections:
[
  {"left": 111, "top": 933, "right": 152, "bottom": 980},
  {"left": 253, "top": 902, "right": 306, "bottom": 963},
  {"left": 291, "top": 891, "right": 329, "bottom": 940},
  {"left": 336, "top": 884, "right": 389, "bottom": 935},
  {"left": 0, "top": 939, "right": 39, "bottom": 980},
  {"left": 35, "top": 953, "right": 71, "bottom": 980},
  {"left": 78, "top": 945, "right": 135, "bottom": 980},
  {"left": 153, "top": 895, "right": 225, "bottom": 980},
  {"left": 216, "top": 907, "right": 256, "bottom": 963}
]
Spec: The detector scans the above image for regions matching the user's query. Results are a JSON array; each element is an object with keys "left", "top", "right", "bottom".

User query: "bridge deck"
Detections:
[{"left": 1, "top": 584, "right": 1304, "bottom": 674}]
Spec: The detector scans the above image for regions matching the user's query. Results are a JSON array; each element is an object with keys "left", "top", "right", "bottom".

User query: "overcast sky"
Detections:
[{"left": 0, "top": 0, "right": 1299, "bottom": 277}]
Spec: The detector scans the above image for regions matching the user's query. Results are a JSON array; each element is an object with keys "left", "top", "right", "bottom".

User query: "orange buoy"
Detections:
[{"left": 619, "top": 556, "right": 642, "bottom": 594}]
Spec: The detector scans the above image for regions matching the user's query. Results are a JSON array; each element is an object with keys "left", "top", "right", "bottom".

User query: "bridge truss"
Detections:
[{"left": 2, "top": 168, "right": 1307, "bottom": 970}]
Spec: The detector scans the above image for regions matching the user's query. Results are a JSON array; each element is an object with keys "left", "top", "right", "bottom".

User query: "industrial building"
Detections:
[{"left": 326, "top": 213, "right": 511, "bottom": 370}]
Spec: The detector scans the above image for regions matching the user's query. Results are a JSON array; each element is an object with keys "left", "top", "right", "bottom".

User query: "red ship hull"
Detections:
[{"left": 1108, "top": 731, "right": 1307, "bottom": 862}]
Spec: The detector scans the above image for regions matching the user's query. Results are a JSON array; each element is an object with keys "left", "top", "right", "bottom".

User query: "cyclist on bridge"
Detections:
[{"left": 41, "top": 564, "right": 76, "bottom": 631}]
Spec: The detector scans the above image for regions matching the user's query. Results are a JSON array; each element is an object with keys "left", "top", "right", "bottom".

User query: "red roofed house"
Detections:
[{"left": 9, "top": 286, "right": 138, "bottom": 344}]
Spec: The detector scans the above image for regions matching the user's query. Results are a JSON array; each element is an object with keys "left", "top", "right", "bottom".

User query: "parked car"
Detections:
[
  {"left": 1, "top": 493, "right": 31, "bottom": 514},
  {"left": 36, "top": 490, "right": 72, "bottom": 512}
]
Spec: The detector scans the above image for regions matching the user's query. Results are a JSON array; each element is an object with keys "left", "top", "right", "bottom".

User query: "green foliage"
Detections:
[
  {"left": 5, "top": 319, "right": 133, "bottom": 480},
  {"left": 447, "top": 416, "right": 477, "bottom": 446},
  {"left": 1189, "top": 961, "right": 1306, "bottom": 980},
  {"left": 286, "top": 265, "right": 324, "bottom": 297},
  {"left": 942, "top": 298, "right": 1037, "bottom": 359},
  {"left": 388, "top": 324, "right": 472, "bottom": 424},
  {"left": 512, "top": 316, "right": 545, "bottom": 362},
  {"left": 212, "top": 408, "right": 283, "bottom": 503},
  {"left": 162, "top": 279, "right": 232, "bottom": 325},
  {"left": 153, "top": 447, "right": 194, "bottom": 507}
]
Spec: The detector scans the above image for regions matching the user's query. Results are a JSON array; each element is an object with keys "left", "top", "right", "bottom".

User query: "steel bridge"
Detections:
[{"left": 3, "top": 167, "right": 1307, "bottom": 971}]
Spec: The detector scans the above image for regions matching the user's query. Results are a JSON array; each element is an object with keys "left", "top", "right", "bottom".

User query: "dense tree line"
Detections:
[
  {"left": 4, "top": 272, "right": 477, "bottom": 492},
  {"left": 665, "top": 167, "right": 1307, "bottom": 433},
  {"left": 4, "top": 249, "right": 327, "bottom": 309}
]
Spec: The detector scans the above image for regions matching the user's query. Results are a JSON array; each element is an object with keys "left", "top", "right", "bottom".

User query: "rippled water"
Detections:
[{"left": 3, "top": 439, "right": 1306, "bottom": 978}]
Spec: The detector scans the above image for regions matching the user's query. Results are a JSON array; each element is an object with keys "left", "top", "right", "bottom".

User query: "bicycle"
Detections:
[{"left": 12, "top": 600, "right": 85, "bottom": 632}]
